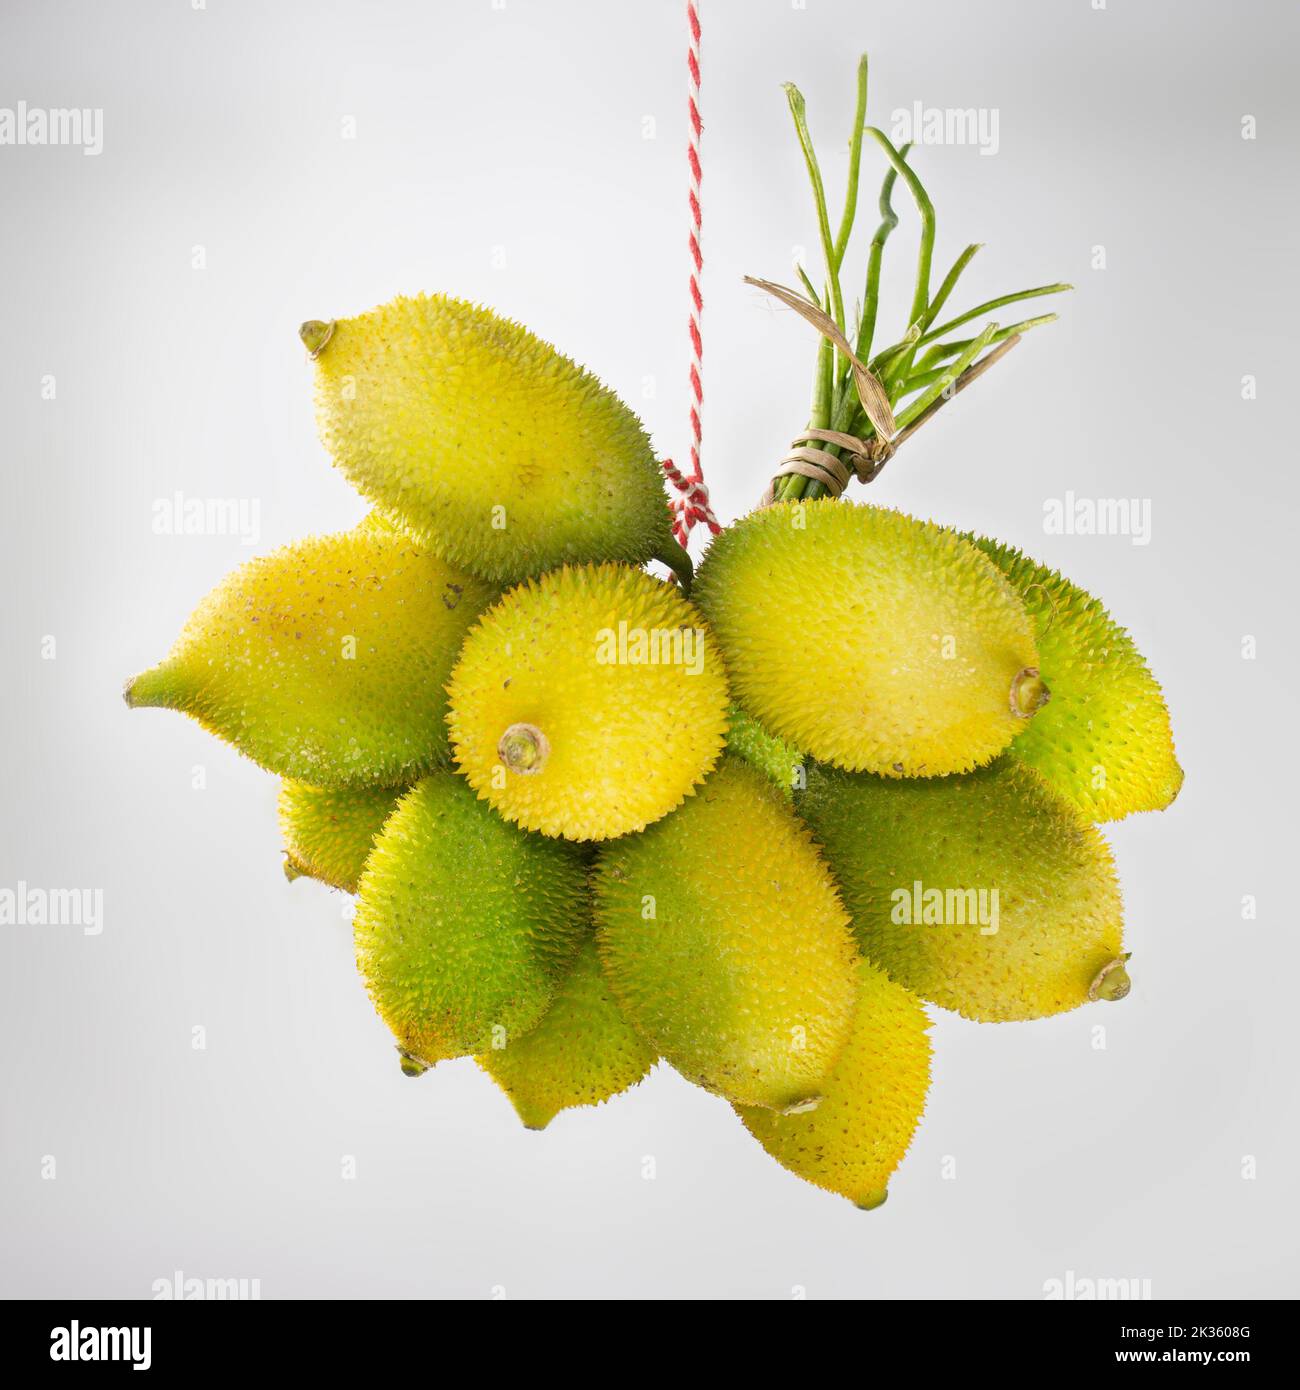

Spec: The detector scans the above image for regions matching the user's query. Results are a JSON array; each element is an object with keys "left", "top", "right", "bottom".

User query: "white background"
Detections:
[{"left": 1, "top": 0, "right": 1297, "bottom": 1298}]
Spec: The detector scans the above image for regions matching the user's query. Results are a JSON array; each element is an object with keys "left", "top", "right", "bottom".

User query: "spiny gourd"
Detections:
[
  {"left": 971, "top": 536, "right": 1182, "bottom": 821},
  {"left": 447, "top": 563, "right": 730, "bottom": 841},
  {"left": 354, "top": 771, "right": 588, "bottom": 1070},
  {"left": 125, "top": 529, "right": 499, "bottom": 788},
  {"left": 301, "top": 293, "right": 686, "bottom": 586},
  {"left": 694, "top": 500, "right": 1047, "bottom": 777},
  {"left": 594, "top": 755, "right": 860, "bottom": 1111},
  {"left": 479, "top": 933, "right": 657, "bottom": 1129},
  {"left": 278, "top": 780, "right": 405, "bottom": 892},
  {"left": 737, "top": 961, "right": 931, "bottom": 1210},
  {"left": 798, "top": 757, "right": 1127, "bottom": 1021}
]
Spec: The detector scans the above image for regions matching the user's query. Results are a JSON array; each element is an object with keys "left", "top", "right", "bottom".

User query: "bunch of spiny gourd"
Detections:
[
  {"left": 126, "top": 291, "right": 1179, "bottom": 1208},
  {"left": 126, "top": 65, "right": 1180, "bottom": 1208}
]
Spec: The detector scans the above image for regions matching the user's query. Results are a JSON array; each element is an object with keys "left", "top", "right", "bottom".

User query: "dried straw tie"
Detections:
[{"left": 746, "top": 276, "right": 1023, "bottom": 506}]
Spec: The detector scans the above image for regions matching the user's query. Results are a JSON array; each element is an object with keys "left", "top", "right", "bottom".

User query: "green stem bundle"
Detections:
[{"left": 769, "top": 56, "right": 1071, "bottom": 505}]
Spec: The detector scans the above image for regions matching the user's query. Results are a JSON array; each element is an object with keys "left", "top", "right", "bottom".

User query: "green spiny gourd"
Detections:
[
  {"left": 301, "top": 293, "right": 689, "bottom": 586},
  {"left": 447, "top": 563, "right": 730, "bottom": 841},
  {"left": 278, "top": 780, "right": 405, "bottom": 892},
  {"left": 971, "top": 536, "right": 1182, "bottom": 821},
  {"left": 694, "top": 501, "right": 1046, "bottom": 777},
  {"left": 798, "top": 757, "right": 1127, "bottom": 1022},
  {"left": 479, "top": 932, "right": 657, "bottom": 1129},
  {"left": 737, "top": 960, "right": 931, "bottom": 1209},
  {"left": 354, "top": 771, "right": 588, "bottom": 1070},
  {"left": 124, "top": 529, "right": 499, "bottom": 788},
  {"left": 594, "top": 755, "right": 860, "bottom": 1111}
]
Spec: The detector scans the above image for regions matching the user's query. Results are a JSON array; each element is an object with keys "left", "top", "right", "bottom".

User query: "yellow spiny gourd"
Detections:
[
  {"left": 354, "top": 771, "right": 588, "bottom": 1070},
  {"left": 694, "top": 500, "right": 1046, "bottom": 777},
  {"left": 447, "top": 563, "right": 730, "bottom": 841},
  {"left": 125, "top": 529, "right": 498, "bottom": 788},
  {"left": 737, "top": 961, "right": 932, "bottom": 1209},
  {"left": 278, "top": 780, "right": 405, "bottom": 892},
  {"left": 302, "top": 294, "right": 685, "bottom": 585},
  {"left": 479, "top": 934, "right": 657, "bottom": 1130},
  {"left": 798, "top": 757, "right": 1127, "bottom": 1021},
  {"left": 972, "top": 536, "right": 1182, "bottom": 821},
  {"left": 594, "top": 756, "right": 860, "bottom": 1111}
]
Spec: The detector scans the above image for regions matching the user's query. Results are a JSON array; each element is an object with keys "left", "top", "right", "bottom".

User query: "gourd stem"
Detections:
[
  {"left": 656, "top": 536, "right": 695, "bottom": 593},
  {"left": 763, "top": 58, "right": 1066, "bottom": 509}
]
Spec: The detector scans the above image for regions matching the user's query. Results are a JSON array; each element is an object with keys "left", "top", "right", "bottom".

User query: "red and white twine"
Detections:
[{"left": 661, "top": 0, "right": 720, "bottom": 549}]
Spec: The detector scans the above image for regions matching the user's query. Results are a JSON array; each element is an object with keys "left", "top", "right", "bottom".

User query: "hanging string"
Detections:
[{"left": 661, "top": 0, "right": 720, "bottom": 548}]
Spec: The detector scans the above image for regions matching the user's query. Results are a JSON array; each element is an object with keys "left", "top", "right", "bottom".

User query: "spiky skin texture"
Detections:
[
  {"left": 447, "top": 564, "right": 730, "bottom": 841},
  {"left": 308, "top": 293, "right": 677, "bottom": 584},
  {"left": 278, "top": 780, "right": 404, "bottom": 892},
  {"left": 124, "top": 530, "right": 499, "bottom": 788},
  {"left": 798, "top": 758, "right": 1125, "bottom": 1022},
  {"left": 593, "top": 757, "right": 860, "bottom": 1110},
  {"left": 694, "top": 500, "right": 1041, "bottom": 777},
  {"left": 737, "top": 962, "right": 931, "bottom": 1209},
  {"left": 354, "top": 509, "right": 403, "bottom": 536},
  {"left": 726, "top": 705, "right": 803, "bottom": 800},
  {"left": 479, "top": 933, "right": 656, "bottom": 1129},
  {"left": 354, "top": 773, "right": 588, "bottom": 1066},
  {"left": 972, "top": 537, "right": 1183, "bottom": 821}
]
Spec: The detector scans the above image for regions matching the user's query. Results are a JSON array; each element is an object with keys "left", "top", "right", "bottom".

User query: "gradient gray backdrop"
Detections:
[{"left": 2, "top": 0, "right": 1297, "bottom": 1299}]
